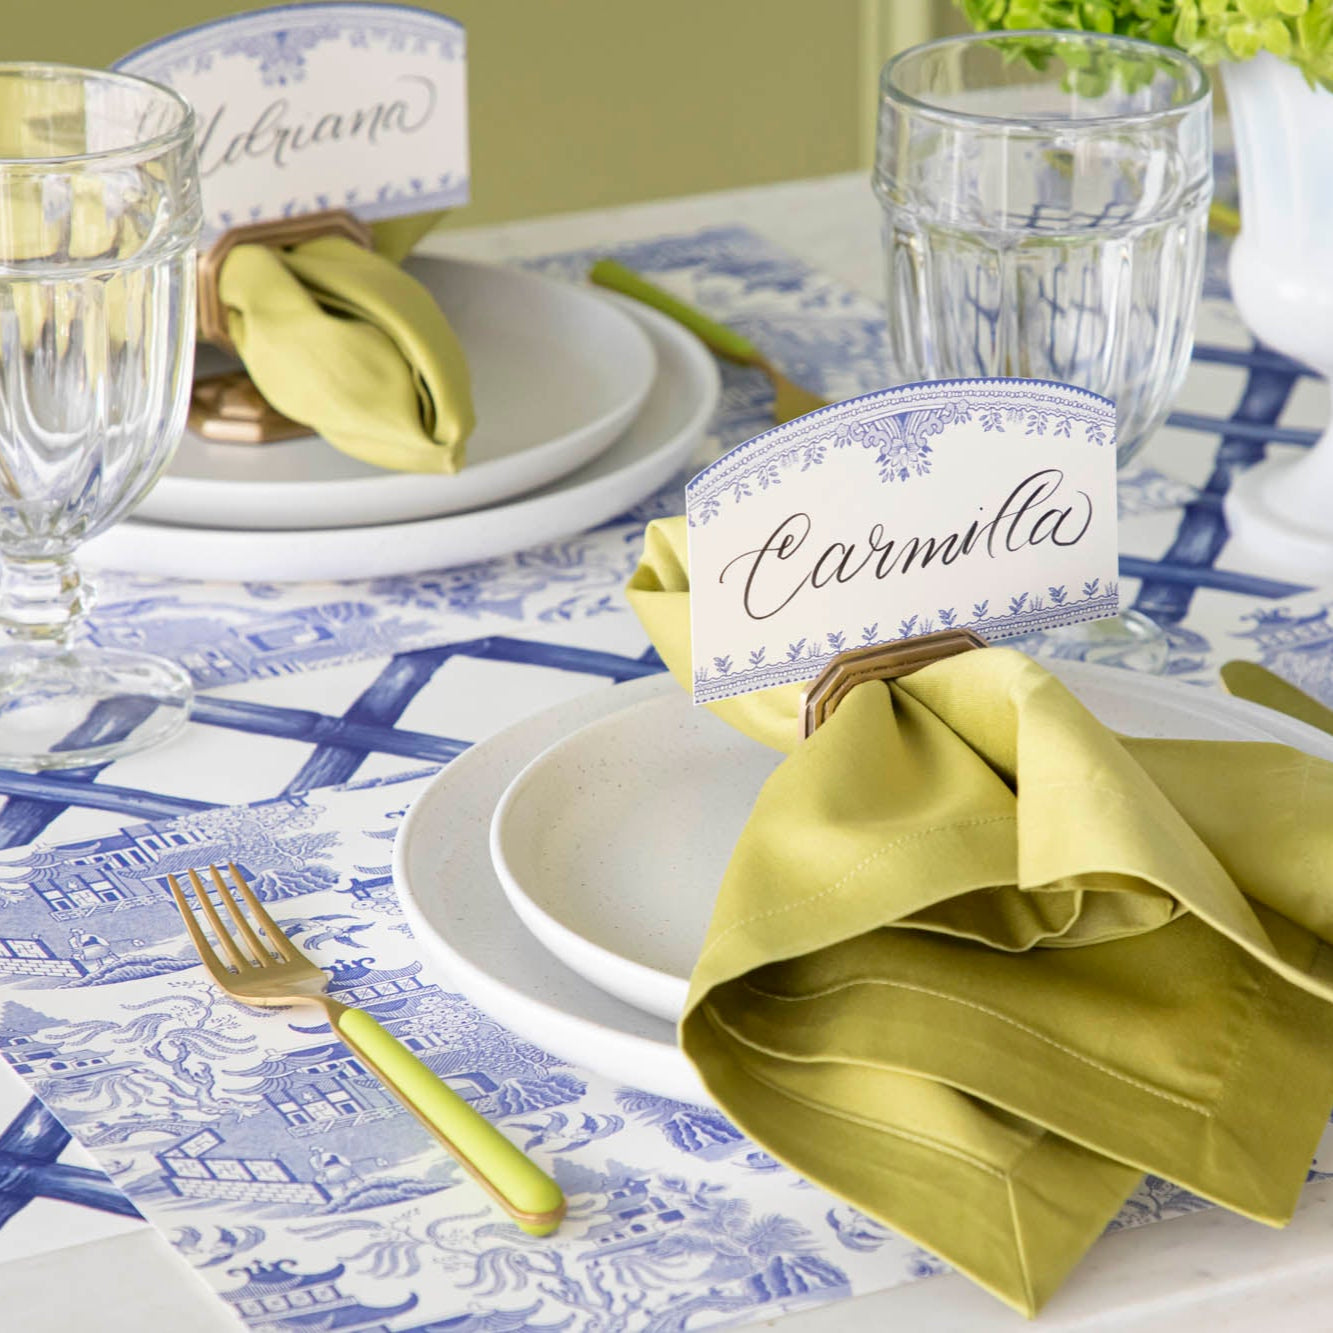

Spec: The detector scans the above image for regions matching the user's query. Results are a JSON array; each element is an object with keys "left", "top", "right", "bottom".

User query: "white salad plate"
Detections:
[
  {"left": 85, "top": 295, "right": 718, "bottom": 582},
  {"left": 490, "top": 689, "right": 777, "bottom": 1022},
  {"left": 394, "top": 661, "right": 1333, "bottom": 1103},
  {"left": 135, "top": 257, "right": 658, "bottom": 531}
]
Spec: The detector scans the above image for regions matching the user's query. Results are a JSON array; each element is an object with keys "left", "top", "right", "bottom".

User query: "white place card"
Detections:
[
  {"left": 687, "top": 378, "right": 1119, "bottom": 705},
  {"left": 115, "top": 4, "right": 469, "bottom": 241}
]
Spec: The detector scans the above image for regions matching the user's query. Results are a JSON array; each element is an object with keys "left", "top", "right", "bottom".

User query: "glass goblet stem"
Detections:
[{"left": 0, "top": 551, "right": 92, "bottom": 648}]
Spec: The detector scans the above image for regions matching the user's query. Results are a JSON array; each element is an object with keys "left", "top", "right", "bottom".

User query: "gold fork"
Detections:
[{"left": 167, "top": 863, "right": 565, "bottom": 1235}]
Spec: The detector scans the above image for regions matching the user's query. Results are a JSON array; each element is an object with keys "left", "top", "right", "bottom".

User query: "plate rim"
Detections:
[
  {"left": 140, "top": 256, "right": 660, "bottom": 528},
  {"left": 393, "top": 660, "right": 1333, "bottom": 1102},
  {"left": 88, "top": 295, "right": 721, "bottom": 581},
  {"left": 394, "top": 673, "right": 708, "bottom": 1104}
]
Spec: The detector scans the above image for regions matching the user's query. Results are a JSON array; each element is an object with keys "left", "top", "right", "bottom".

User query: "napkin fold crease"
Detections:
[
  {"left": 216, "top": 212, "right": 475, "bottom": 473},
  {"left": 628, "top": 515, "right": 1333, "bottom": 1316}
]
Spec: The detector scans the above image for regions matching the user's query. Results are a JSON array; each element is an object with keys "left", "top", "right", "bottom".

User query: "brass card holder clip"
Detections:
[
  {"left": 190, "top": 208, "right": 374, "bottom": 444},
  {"left": 798, "top": 627, "right": 988, "bottom": 740}
]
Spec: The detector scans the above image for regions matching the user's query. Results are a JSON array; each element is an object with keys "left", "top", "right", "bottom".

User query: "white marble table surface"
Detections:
[{"left": 4, "top": 171, "right": 1333, "bottom": 1332}]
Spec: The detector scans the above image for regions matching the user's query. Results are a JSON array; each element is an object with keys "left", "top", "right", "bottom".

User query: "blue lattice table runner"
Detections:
[{"left": 0, "top": 220, "right": 1330, "bottom": 1331}]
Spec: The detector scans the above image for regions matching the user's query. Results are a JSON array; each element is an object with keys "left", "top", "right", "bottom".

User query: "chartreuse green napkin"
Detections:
[
  {"left": 627, "top": 515, "right": 1333, "bottom": 1317},
  {"left": 216, "top": 213, "right": 475, "bottom": 473}
]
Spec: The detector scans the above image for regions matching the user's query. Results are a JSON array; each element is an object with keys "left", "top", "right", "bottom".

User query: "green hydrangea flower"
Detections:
[{"left": 955, "top": 0, "right": 1333, "bottom": 89}]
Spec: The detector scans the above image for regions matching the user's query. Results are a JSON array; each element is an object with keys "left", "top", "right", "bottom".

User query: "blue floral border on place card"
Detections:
[
  {"left": 691, "top": 584, "right": 1121, "bottom": 703},
  {"left": 687, "top": 378, "right": 1115, "bottom": 527},
  {"left": 116, "top": 3, "right": 465, "bottom": 82}
]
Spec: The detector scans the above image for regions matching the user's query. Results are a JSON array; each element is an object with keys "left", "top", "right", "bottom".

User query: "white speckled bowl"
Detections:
[{"left": 489, "top": 693, "right": 782, "bottom": 1022}]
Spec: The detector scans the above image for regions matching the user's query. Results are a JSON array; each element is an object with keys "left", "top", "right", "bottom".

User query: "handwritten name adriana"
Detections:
[
  {"left": 195, "top": 74, "right": 437, "bottom": 177},
  {"left": 720, "top": 468, "right": 1093, "bottom": 621}
]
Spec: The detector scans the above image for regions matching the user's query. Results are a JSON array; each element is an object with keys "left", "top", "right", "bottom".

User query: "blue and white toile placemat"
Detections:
[{"left": 0, "top": 214, "right": 1331, "bottom": 1331}]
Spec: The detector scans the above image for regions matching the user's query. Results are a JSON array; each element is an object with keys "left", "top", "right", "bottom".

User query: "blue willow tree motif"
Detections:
[{"left": 290, "top": 1159, "right": 850, "bottom": 1329}]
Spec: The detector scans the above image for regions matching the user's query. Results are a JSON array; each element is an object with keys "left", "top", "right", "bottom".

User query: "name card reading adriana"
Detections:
[
  {"left": 686, "top": 378, "right": 1119, "bottom": 705},
  {"left": 116, "top": 4, "right": 468, "bottom": 240}
]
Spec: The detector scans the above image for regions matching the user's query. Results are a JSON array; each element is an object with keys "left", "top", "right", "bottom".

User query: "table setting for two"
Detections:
[{"left": 3, "top": 3, "right": 1333, "bottom": 1330}]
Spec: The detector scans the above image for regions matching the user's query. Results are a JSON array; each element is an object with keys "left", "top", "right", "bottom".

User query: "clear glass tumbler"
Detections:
[
  {"left": 0, "top": 64, "right": 201, "bottom": 770},
  {"left": 875, "top": 32, "right": 1212, "bottom": 670}
]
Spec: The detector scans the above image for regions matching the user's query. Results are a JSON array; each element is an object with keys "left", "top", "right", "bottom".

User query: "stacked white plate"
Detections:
[
  {"left": 85, "top": 257, "right": 721, "bottom": 582},
  {"left": 393, "top": 662, "right": 1333, "bottom": 1103}
]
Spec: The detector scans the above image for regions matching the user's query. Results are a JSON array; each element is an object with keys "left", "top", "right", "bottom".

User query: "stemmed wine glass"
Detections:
[
  {"left": 0, "top": 63, "right": 201, "bottom": 770},
  {"left": 875, "top": 32, "right": 1213, "bottom": 671}
]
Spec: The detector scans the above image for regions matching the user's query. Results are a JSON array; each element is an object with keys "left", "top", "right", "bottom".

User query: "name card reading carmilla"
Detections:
[
  {"left": 115, "top": 4, "right": 468, "bottom": 241},
  {"left": 686, "top": 378, "right": 1119, "bottom": 705}
]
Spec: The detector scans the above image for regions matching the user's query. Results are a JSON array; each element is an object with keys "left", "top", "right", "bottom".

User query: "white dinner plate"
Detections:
[
  {"left": 394, "top": 663, "right": 1333, "bottom": 1103},
  {"left": 135, "top": 258, "right": 658, "bottom": 530},
  {"left": 84, "top": 296, "right": 718, "bottom": 582}
]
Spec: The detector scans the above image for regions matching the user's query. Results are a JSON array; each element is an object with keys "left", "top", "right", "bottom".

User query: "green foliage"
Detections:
[{"left": 954, "top": 0, "right": 1333, "bottom": 89}]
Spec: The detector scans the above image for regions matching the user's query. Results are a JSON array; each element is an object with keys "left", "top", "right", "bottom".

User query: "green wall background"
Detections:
[{"left": 7, "top": 0, "right": 952, "bottom": 226}]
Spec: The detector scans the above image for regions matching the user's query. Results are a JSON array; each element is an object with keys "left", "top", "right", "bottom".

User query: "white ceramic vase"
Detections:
[{"left": 1222, "top": 53, "right": 1333, "bottom": 577}]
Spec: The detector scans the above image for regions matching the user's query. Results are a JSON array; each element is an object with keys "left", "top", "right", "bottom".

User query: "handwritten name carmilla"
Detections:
[{"left": 721, "top": 468, "right": 1092, "bottom": 621}]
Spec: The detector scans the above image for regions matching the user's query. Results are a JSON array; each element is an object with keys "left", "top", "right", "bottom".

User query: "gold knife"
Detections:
[{"left": 1218, "top": 660, "right": 1333, "bottom": 737}]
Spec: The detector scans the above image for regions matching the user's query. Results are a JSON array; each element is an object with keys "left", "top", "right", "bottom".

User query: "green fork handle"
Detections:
[
  {"left": 330, "top": 1002, "right": 565, "bottom": 1234},
  {"left": 589, "top": 258, "right": 763, "bottom": 367}
]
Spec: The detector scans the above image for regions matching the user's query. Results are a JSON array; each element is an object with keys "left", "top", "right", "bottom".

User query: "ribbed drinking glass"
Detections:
[
  {"left": 875, "top": 32, "right": 1212, "bottom": 670},
  {"left": 0, "top": 64, "right": 201, "bottom": 769}
]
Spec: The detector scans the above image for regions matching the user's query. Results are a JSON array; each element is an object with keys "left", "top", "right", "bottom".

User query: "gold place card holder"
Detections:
[
  {"left": 190, "top": 209, "right": 374, "bottom": 444},
  {"left": 798, "top": 628, "right": 989, "bottom": 740}
]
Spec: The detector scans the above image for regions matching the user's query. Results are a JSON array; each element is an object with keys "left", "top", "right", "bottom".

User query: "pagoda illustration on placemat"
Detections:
[{"left": 220, "top": 1258, "right": 417, "bottom": 1332}]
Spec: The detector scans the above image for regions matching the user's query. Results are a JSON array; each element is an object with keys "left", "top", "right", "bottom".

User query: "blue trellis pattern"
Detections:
[
  {"left": 0, "top": 1097, "right": 142, "bottom": 1228},
  {"left": 0, "top": 197, "right": 1332, "bottom": 1318}
]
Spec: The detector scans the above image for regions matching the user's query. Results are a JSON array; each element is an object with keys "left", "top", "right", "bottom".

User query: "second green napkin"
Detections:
[
  {"left": 216, "top": 214, "right": 475, "bottom": 473},
  {"left": 628, "top": 515, "right": 1333, "bottom": 1316}
]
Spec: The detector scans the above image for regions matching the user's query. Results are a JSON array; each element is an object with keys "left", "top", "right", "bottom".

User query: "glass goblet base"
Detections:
[
  {"left": 0, "top": 644, "right": 192, "bottom": 772},
  {"left": 1023, "top": 610, "right": 1169, "bottom": 675}
]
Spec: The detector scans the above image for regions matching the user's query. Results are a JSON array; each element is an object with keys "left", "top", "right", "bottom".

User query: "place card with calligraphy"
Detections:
[
  {"left": 686, "top": 379, "right": 1119, "bottom": 705},
  {"left": 115, "top": 3, "right": 468, "bottom": 241}
]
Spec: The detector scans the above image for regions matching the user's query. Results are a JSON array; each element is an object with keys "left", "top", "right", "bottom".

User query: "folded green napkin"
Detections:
[
  {"left": 216, "top": 213, "right": 475, "bottom": 473},
  {"left": 627, "top": 515, "right": 1333, "bottom": 1316}
]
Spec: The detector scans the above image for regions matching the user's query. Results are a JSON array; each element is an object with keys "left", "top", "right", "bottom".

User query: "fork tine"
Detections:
[
  {"left": 167, "top": 873, "right": 235, "bottom": 985},
  {"left": 210, "top": 864, "right": 276, "bottom": 965},
  {"left": 225, "top": 861, "right": 296, "bottom": 961},
  {"left": 187, "top": 867, "right": 254, "bottom": 970}
]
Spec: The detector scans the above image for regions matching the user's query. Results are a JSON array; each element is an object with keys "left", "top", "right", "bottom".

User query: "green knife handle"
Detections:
[
  {"left": 332, "top": 1004, "right": 565, "bottom": 1235},
  {"left": 589, "top": 258, "right": 762, "bottom": 366}
]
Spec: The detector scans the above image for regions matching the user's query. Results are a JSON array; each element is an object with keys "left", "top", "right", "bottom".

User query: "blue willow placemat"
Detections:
[{"left": 0, "top": 215, "right": 1331, "bottom": 1331}]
